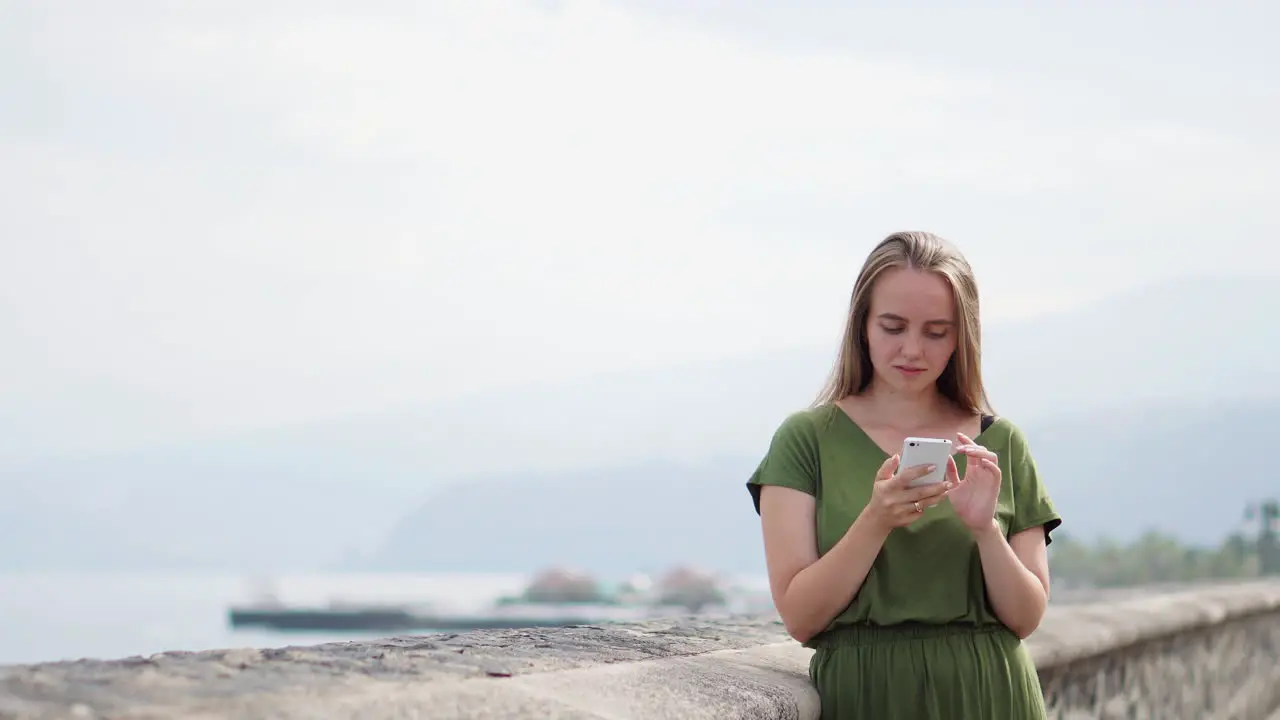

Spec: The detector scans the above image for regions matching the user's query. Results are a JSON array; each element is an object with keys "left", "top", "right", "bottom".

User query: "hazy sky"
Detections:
[{"left": 3, "top": 0, "right": 1278, "bottom": 459}]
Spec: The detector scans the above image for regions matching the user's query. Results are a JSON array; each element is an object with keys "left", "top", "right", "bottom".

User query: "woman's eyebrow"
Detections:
[{"left": 876, "top": 313, "right": 953, "bottom": 325}]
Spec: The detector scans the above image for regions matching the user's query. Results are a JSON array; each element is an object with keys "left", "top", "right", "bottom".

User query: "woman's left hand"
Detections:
[{"left": 945, "top": 431, "right": 1002, "bottom": 532}]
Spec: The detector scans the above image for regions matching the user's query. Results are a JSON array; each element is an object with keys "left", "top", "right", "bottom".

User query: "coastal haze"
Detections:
[{"left": 3, "top": 0, "right": 1278, "bottom": 666}]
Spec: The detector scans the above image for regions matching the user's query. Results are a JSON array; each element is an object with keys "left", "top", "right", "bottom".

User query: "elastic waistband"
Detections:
[{"left": 807, "top": 622, "right": 1011, "bottom": 649}]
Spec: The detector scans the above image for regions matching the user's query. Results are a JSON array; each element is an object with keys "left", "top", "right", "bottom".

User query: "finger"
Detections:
[
  {"left": 875, "top": 454, "right": 901, "bottom": 482},
  {"left": 956, "top": 445, "right": 998, "bottom": 463},
  {"left": 920, "top": 494, "right": 947, "bottom": 510},
  {"left": 900, "top": 491, "right": 947, "bottom": 516},
  {"left": 895, "top": 498, "right": 929, "bottom": 519},
  {"left": 945, "top": 456, "right": 960, "bottom": 484},
  {"left": 952, "top": 434, "right": 990, "bottom": 456},
  {"left": 962, "top": 456, "right": 1001, "bottom": 475},
  {"left": 891, "top": 461, "right": 939, "bottom": 486},
  {"left": 902, "top": 480, "right": 953, "bottom": 503}
]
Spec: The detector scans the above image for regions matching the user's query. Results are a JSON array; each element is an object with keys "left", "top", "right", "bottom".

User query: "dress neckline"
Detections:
[{"left": 827, "top": 402, "right": 997, "bottom": 459}]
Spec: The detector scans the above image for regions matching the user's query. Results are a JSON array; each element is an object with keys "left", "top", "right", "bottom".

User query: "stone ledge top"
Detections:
[
  {"left": 1026, "top": 579, "right": 1280, "bottom": 669},
  {"left": 2, "top": 580, "right": 1278, "bottom": 720},
  {"left": 1, "top": 616, "right": 807, "bottom": 720}
]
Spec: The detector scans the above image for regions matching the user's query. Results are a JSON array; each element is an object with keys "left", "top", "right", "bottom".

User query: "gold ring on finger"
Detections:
[{"left": 914, "top": 501, "right": 923, "bottom": 513}]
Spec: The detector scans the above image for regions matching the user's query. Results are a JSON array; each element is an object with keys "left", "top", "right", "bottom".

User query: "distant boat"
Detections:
[
  {"left": 227, "top": 600, "right": 674, "bottom": 633},
  {"left": 226, "top": 566, "right": 740, "bottom": 633},
  {"left": 229, "top": 603, "right": 429, "bottom": 632}
]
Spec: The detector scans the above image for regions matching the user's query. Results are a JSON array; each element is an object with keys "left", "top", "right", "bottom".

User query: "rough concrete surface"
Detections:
[
  {"left": 2, "top": 581, "right": 1278, "bottom": 720},
  {"left": 0, "top": 617, "right": 812, "bottom": 720}
]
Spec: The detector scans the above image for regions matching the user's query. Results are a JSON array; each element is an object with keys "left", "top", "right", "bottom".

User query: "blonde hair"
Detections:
[{"left": 815, "top": 231, "right": 993, "bottom": 415}]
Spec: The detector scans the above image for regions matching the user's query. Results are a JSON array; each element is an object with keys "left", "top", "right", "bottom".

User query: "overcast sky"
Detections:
[{"left": 2, "top": 0, "right": 1277, "bottom": 460}]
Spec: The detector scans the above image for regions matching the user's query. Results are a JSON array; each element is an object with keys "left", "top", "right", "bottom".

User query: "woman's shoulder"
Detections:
[
  {"left": 759, "top": 404, "right": 844, "bottom": 457},
  {"left": 773, "top": 402, "right": 843, "bottom": 437},
  {"left": 979, "top": 414, "right": 1035, "bottom": 452}
]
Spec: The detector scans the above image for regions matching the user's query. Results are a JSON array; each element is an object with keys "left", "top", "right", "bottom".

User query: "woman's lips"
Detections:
[{"left": 895, "top": 366, "right": 925, "bottom": 376}]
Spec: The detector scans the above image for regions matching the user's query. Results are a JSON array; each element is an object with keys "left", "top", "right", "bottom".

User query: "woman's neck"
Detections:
[{"left": 857, "top": 382, "right": 949, "bottom": 428}]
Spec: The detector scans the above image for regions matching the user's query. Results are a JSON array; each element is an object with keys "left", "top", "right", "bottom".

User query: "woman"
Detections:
[{"left": 747, "top": 231, "right": 1062, "bottom": 719}]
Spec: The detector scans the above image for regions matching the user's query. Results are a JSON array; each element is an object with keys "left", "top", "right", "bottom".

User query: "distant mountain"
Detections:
[
  {"left": 981, "top": 275, "right": 1280, "bottom": 422},
  {"left": 2, "top": 275, "right": 1277, "bottom": 572},
  {"left": 0, "top": 346, "right": 824, "bottom": 573},
  {"left": 364, "top": 400, "right": 1278, "bottom": 575},
  {"left": 358, "top": 458, "right": 763, "bottom": 576},
  {"left": 1023, "top": 400, "right": 1278, "bottom": 545}
]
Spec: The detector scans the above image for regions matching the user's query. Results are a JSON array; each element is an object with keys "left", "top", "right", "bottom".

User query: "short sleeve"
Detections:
[
  {"left": 746, "top": 410, "right": 820, "bottom": 515},
  {"left": 1006, "top": 422, "right": 1063, "bottom": 545}
]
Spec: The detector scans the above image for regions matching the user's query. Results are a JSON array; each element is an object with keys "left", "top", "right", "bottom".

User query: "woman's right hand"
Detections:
[{"left": 861, "top": 454, "right": 953, "bottom": 533}]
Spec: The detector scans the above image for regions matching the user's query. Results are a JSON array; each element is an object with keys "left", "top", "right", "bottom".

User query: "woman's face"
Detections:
[{"left": 864, "top": 266, "right": 959, "bottom": 394}]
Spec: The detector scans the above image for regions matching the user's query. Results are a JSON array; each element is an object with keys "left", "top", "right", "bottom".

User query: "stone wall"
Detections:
[
  {"left": 1031, "top": 581, "right": 1280, "bottom": 719},
  {"left": 1, "top": 580, "right": 1277, "bottom": 720}
]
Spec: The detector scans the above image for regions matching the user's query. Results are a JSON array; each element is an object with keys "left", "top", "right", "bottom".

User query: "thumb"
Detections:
[{"left": 875, "top": 454, "right": 901, "bottom": 482}]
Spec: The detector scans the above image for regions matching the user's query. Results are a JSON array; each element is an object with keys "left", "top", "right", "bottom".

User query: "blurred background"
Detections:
[{"left": 2, "top": 0, "right": 1278, "bottom": 666}]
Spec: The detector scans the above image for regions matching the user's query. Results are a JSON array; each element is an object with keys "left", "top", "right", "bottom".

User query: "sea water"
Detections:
[{"left": 0, "top": 571, "right": 773, "bottom": 666}]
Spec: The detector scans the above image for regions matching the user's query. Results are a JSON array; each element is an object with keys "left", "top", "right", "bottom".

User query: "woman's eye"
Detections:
[{"left": 879, "top": 325, "right": 946, "bottom": 338}]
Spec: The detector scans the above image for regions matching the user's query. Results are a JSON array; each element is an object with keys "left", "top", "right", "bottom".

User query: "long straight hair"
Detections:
[{"left": 815, "top": 231, "right": 993, "bottom": 415}]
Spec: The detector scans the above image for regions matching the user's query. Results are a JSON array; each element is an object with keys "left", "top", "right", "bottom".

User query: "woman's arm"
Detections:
[
  {"left": 759, "top": 457, "right": 949, "bottom": 644},
  {"left": 758, "top": 485, "right": 889, "bottom": 644},
  {"left": 973, "top": 521, "right": 1051, "bottom": 638}
]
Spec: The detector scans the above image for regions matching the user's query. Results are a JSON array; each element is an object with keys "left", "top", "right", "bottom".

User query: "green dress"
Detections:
[{"left": 746, "top": 403, "right": 1062, "bottom": 720}]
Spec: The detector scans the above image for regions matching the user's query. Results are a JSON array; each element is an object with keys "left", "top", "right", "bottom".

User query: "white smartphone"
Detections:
[{"left": 896, "top": 437, "right": 953, "bottom": 487}]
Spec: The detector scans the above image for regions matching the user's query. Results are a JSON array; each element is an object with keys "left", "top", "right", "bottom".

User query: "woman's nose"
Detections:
[{"left": 902, "top": 334, "right": 923, "bottom": 357}]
